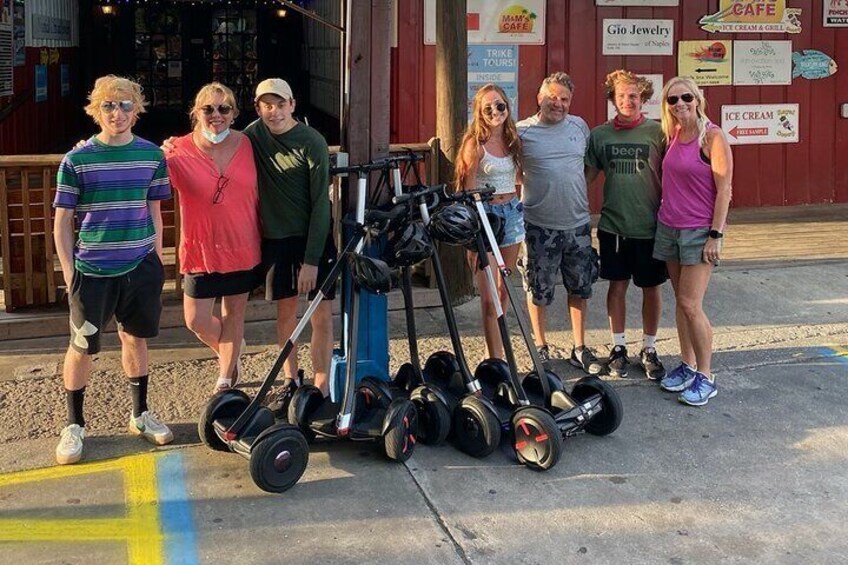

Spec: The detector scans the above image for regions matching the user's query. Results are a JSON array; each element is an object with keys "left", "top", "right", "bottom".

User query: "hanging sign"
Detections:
[
  {"left": 35, "top": 65, "right": 47, "bottom": 102},
  {"left": 596, "top": 1, "right": 679, "bottom": 5},
  {"left": 602, "top": 19, "right": 674, "bottom": 56},
  {"left": 792, "top": 49, "right": 838, "bottom": 80},
  {"left": 424, "top": 0, "right": 545, "bottom": 45},
  {"left": 721, "top": 104, "right": 799, "bottom": 145},
  {"left": 60, "top": 64, "right": 69, "bottom": 96},
  {"left": 467, "top": 44, "right": 519, "bottom": 120},
  {"left": 733, "top": 40, "right": 792, "bottom": 85},
  {"left": 0, "top": 0, "right": 11, "bottom": 97},
  {"left": 699, "top": 1, "right": 802, "bottom": 33},
  {"left": 824, "top": 0, "right": 848, "bottom": 26},
  {"left": 12, "top": 0, "right": 23, "bottom": 66},
  {"left": 677, "top": 40, "right": 732, "bottom": 86},
  {"left": 606, "top": 74, "right": 664, "bottom": 120}
]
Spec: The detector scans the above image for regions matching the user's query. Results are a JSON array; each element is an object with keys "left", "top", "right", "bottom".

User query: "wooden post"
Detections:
[{"left": 435, "top": 0, "right": 474, "bottom": 302}]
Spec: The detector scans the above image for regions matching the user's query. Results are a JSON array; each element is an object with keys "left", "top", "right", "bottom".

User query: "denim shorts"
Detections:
[
  {"left": 484, "top": 197, "right": 525, "bottom": 247},
  {"left": 653, "top": 221, "right": 720, "bottom": 266}
]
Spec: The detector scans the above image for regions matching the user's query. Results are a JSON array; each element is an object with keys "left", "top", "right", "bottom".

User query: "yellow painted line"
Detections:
[{"left": 0, "top": 453, "right": 164, "bottom": 565}]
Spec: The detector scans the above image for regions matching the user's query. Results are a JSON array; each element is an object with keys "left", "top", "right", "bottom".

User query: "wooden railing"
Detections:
[{"left": 0, "top": 141, "right": 440, "bottom": 311}]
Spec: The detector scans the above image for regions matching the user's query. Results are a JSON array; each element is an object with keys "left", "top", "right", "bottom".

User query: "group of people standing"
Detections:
[
  {"left": 457, "top": 70, "right": 732, "bottom": 409},
  {"left": 53, "top": 75, "right": 331, "bottom": 465}
]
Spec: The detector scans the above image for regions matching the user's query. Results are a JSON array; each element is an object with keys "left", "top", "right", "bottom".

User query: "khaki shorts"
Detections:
[{"left": 653, "top": 221, "right": 720, "bottom": 266}]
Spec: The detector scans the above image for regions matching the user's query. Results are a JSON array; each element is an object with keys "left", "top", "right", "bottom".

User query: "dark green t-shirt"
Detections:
[
  {"left": 244, "top": 119, "right": 330, "bottom": 265},
  {"left": 585, "top": 119, "right": 665, "bottom": 239}
]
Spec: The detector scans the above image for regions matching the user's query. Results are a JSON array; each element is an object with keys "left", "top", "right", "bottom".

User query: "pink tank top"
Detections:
[
  {"left": 658, "top": 126, "right": 717, "bottom": 230},
  {"left": 166, "top": 134, "right": 261, "bottom": 274}
]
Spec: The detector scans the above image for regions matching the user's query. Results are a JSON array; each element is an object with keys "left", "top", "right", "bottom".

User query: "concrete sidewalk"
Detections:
[{"left": 0, "top": 253, "right": 847, "bottom": 564}]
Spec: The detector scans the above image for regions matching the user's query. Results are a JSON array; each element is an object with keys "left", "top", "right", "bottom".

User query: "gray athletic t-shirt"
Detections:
[{"left": 516, "top": 113, "right": 591, "bottom": 231}]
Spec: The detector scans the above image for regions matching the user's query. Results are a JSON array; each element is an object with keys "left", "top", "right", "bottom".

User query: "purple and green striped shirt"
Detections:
[{"left": 54, "top": 136, "right": 172, "bottom": 276}]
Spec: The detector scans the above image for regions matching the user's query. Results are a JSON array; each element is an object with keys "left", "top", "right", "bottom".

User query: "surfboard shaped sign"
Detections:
[{"left": 792, "top": 50, "right": 838, "bottom": 80}]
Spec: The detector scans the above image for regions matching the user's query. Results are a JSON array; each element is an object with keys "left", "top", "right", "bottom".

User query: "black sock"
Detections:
[
  {"left": 128, "top": 375, "right": 149, "bottom": 418},
  {"left": 66, "top": 387, "right": 86, "bottom": 428}
]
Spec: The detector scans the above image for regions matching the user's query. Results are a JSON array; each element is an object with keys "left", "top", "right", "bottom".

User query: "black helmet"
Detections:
[
  {"left": 386, "top": 223, "right": 434, "bottom": 267},
  {"left": 466, "top": 211, "right": 505, "bottom": 252},
  {"left": 348, "top": 253, "right": 393, "bottom": 294},
  {"left": 428, "top": 204, "right": 479, "bottom": 246}
]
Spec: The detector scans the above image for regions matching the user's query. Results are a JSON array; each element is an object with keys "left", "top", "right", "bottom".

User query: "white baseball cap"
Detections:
[{"left": 254, "top": 78, "right": 293, "bottom": 102}]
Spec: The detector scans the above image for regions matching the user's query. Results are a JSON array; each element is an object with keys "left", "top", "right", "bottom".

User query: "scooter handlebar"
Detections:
[
  {"left": 440, "top": 184, "right": 497, "bottom": 204},
  {"left": 392, "top": 183, "right": 446, "bottom": 204}
]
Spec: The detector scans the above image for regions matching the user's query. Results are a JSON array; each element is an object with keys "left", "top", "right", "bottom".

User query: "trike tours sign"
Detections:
[{"left": 699, "top": 0, "right": 802, "bottom": 33}]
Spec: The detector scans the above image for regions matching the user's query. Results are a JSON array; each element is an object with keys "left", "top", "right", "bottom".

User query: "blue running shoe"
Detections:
[
  {"left": 660, "top": 362, "right": 697, "bottom": 392},
  {"left": 678, "top": 372, "right": 717, "bottom": 407}
]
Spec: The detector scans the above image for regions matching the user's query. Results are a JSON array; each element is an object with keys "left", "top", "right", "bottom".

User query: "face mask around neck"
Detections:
[{"left": 201, "top": 128, "right": 231, "bottom": 144}]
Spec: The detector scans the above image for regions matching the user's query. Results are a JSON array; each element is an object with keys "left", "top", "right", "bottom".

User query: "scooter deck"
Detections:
[{"left": 308, "top": 395, "right": 387, "bottom": 440}]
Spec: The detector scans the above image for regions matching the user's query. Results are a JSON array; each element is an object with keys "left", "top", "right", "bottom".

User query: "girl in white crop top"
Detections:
[{"left": 455, "top": 83, "right": 524, "bottom": 361}]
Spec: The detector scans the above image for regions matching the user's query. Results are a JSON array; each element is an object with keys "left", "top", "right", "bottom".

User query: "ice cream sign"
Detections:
[
  {"left": 700, "top": 1, "right": 802, "bottom": 33},
  {"left": 721, "top": 104, "right": 799, "bottom": 145}
]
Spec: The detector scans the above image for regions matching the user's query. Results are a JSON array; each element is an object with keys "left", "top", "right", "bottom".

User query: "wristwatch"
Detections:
[{"left": 708, "top": 229, "right": 724, "bottom": 239}]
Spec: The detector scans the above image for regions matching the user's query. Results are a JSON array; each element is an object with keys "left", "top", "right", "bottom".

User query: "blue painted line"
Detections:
[
  {"left": 818, "top": 347, "right": 848, "bottom": 365},
  {"left": 156, "top": 453, "right": 200, "bottom": 565}
]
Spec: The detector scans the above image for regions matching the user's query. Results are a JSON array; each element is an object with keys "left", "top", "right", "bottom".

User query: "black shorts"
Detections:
[
  {"left": 183, "top": 265, "right": 262, "bottom": 299},
  {"left": 262, "top": 234, "right": 338, "bottom": 301},
  {"left": 68, "top": 252, "right": 165, "bottom": 354},
  {"left": 598, "top": 229, "right": 668, "bottom": 288}
]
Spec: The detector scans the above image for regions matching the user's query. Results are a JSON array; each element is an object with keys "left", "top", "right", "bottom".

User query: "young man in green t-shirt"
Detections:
[
  {"left": 245, "top": 78, "right": 335, "bottom": 404},
  {"left": 585, "top": 70, "right": 668, "bottom": 381}
]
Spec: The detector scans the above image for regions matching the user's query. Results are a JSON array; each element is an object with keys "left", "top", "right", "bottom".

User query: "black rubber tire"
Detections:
[
  {"left": 287, "top": 385, "right": 324, "bottom": 443},
  {"left": 423, "top": 351, "right": 460, "bottom": 388},
  {"left": 511, "top": 407, "right": 562, "bottom": 472},
  {"left": 571, "top": 376, "right": 624, "bottom": 436},
  {"left": 413, "top": 394, "right": 451, "bottom": 446},
  {"left": 451, "top": 396, "right": 501, "bottom": 458},
  {"left": 198, "top": 389, "right": 251, "bottom": 452},
  {"left": 249, "top": 426, "right": 310, "bottom": 493},
  {"left": 383, "top": 399, "right": 418, "bottom": 462}
]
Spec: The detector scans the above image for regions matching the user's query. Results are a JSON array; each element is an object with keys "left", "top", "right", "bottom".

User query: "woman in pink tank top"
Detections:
[
  {"left": 165, "top": 83, "right": 262, "bottom": 393},
  {"left": 652, "top": 76, "right": 733, "bottom": 407}
]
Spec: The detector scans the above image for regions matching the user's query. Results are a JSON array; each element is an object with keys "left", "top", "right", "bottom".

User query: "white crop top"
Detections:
[{"left": 476, "top": 146, "right": 517, "bottom": 195}]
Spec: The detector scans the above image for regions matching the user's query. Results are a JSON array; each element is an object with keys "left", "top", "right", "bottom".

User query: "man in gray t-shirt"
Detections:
[{"left": 517, "top": 72, "right": 602, "bottom": 375}]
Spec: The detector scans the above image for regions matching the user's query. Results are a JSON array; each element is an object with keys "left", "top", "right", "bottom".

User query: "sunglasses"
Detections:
[
  {"left": 101, "top": 100, "right": 135, "bottom": 113},
  {"left": 666, "top": 93, "right": 695, "bottom": 105},
  {"left": 201, "top": 104, "right": 233, "bottom": 116},
  {"left": 482, "top": 102, "right": 507, "bottom": 116},
  {"left": 212, "top": 174, "right": 230, "bottom": 204}
]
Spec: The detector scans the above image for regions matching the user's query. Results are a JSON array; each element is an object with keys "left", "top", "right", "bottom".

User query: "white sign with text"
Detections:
[
  {"left": 733, "top": 40, "right": 793, "bottom": 85},
  {"left": 602, "top": 19, "right": 674, "bottom": 56},
  {"left": 721, "top": 104, "right": 799, "bottom": 145}
]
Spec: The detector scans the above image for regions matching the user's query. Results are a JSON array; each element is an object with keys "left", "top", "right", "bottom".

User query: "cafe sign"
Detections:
[{"left": 699, "top": 0, "right": 802, "bottom": 34}]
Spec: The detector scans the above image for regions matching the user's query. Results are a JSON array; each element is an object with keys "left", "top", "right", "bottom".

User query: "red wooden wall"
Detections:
[
  {"left": 0, "top": 47, "right": 84, "bottom": 155},
  {"left": 391, "top": 0, "right": 848, "bottom": 208}
]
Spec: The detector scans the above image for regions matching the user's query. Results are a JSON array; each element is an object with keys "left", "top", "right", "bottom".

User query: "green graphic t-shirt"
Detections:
[{"left": 585, "top": 119, "right": 665, "bottom": 239}]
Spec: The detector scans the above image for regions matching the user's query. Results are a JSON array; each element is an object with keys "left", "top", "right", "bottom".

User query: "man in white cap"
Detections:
[{"left": 246, "top": 78, "right": 335, "bottom": 406}]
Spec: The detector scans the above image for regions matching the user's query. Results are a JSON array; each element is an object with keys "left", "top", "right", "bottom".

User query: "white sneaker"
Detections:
[
  {"left": 128, "top": 411, "right": 174, "bottom": 446},
  {"left": 56, "top": 424, "right": 85, "bottom": 465}
]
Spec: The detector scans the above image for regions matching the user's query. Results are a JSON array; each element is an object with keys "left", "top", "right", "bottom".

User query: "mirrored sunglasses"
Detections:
[
  {"left": 666, "top": 93, "right": 695, "bottom": 105},
  {"left": 482, "top": 102, "right": 507, "bottom": 116},
  {"left": 201, "top": 104, "right": 233, "bottom": 116},
  {"left": 101, "top": 100, "right": 135, "bottom": 113}
]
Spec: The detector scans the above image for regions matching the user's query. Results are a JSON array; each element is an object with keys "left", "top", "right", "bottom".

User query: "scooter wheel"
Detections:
[
  {"left": 451, "top": 396, "right": 501, "bottom": 458},
  {"left": 423, "top": 351, "right": 460, "bottom": 387},
  {"left": 393, "top": 362, "right": 423, "bottom": 394},
  {"left": 571, "top": 376, "right": 623, "bottom": 436},
  {"left": 511, "top": 407, "right": 562, "bottom": 472},
  {"left": 198, "top": 389, "right": 251, "bottom": 452},
  {"left": 411, "top": 392, "right": 451, "bottom": 446},
  {"left": 287, "top": 385, "right": 325, "bottom": 443},
  {"left": 249, "top": 425, "right": 310, "bottom": 493},
  {"left": 383, "top": 399, "right": 418, "bottom": 462}
]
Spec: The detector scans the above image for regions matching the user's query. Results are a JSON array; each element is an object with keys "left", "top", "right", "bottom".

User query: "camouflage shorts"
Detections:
[{"left": 519, "top": 221, "right": 599, "bottom": 305}]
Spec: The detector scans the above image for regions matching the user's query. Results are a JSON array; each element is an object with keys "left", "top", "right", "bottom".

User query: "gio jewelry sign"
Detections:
[{"left": 602, "top": 19, "right": 674, "bottom": 56}]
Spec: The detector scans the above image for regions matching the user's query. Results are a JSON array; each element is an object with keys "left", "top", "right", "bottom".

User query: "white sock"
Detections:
[
  {"left": 643, "top": 334, "right": 657, "bottom": 350},
  {"left": 612, "top": 333, "right": 626, "bottom": 347}
]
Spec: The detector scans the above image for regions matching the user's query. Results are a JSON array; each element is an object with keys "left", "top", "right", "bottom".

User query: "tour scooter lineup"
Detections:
[{"left": 197, "top": 154, "right": 624, "bottom": 493}]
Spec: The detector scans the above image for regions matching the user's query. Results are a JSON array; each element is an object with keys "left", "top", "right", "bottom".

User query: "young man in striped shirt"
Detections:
[{"left": 53, "top": 75, "right": 174, "bottom": 465}]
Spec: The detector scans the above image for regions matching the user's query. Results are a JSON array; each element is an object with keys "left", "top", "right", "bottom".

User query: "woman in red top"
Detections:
[{"left": 165, "top": 82, "right": 262, "bottom": 393}]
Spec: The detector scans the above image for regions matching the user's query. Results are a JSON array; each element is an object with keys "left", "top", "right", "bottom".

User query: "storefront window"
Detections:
[
  {"left": 211, "top": 7, "right": 257, "bottom": 111},
  {"left": 135, "top": 5, "right": 183, "bottom": 109}
]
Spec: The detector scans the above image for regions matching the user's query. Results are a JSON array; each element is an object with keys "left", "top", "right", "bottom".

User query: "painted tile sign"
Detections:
[
  {"left": 792, "top": 50, "right": 837, "bottom": 80},
  {"left": 700, "top": 1, "right": 802, "bottom": 33},
  {"left": 824, "top": 0, "right": 848, "bottom": 26},
  {"left": 424, "top": 0, "right": 545, "bottom": 45},
  {"left": 467, "top": 45, "right": 518, "bottom": 120},
  {"left": 733, "top": 41, "right": 792, "bottom": 85},
  {"left": 678, "top": 40, "right": 733, "bottom": 86},
  {"left": 721, "top": 104, "right": 799, "bottom": 145},
  {"left": 602, "top": 19, "right": 674, "bottom": 56}
]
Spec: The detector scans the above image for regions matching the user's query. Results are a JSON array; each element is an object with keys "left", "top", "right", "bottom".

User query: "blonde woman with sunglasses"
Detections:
[
  {"left": 165, "top": 82, "right": 262, "bottom": 394},
  {"left": 652, "top": 76, "right": 733, "bottom": 407},
  {"left": 455, "top": 83, "right": 523, "bottom": 360}
]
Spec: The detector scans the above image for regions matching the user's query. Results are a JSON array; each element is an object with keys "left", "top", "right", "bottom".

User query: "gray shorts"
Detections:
[
  {"left": 519, "top": 221, "right": 599, "bottom": 305},
  {"left": 653, "top": 221, "right": 720, "bottom": 266}
]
